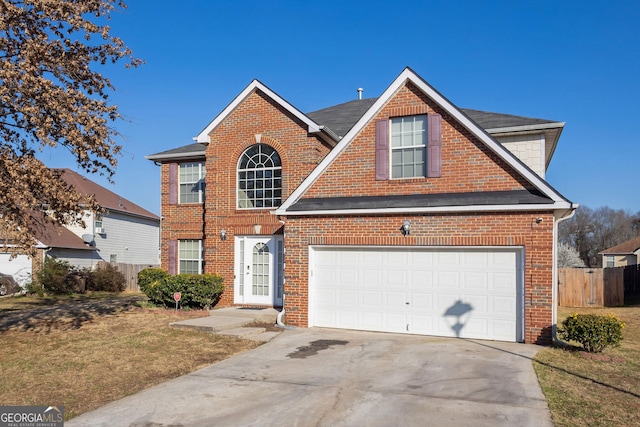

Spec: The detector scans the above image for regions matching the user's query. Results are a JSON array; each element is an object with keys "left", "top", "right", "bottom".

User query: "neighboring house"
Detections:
[
  {"left": 146, "top": 67, "right": 575, "bottom": 344},
  {"left": 600, "top": 236, "right": 640, "bottom": 268},
  {"left": 0, "top": 169, "right": 160, "bottom": 288}
]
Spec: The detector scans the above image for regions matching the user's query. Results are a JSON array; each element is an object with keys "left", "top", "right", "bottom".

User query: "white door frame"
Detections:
[{"left": 234, "top": 236, "right": 284, "bottom": 306}]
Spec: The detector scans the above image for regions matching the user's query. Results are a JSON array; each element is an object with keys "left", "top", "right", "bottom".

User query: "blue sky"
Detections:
[{"left": 44, "top": 0, "right": 640, "bottom": 215}]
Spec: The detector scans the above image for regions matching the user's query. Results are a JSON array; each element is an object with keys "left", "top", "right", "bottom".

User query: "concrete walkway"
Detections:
[
  {"left": 67, "top": 328, "right": 553, "bottom": 427},
  {"left": 170, "top": 306, "right": 282, "bottom": 342}
]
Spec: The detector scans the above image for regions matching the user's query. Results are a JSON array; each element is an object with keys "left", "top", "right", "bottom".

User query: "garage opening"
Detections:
[{"left": 309, "top": 246, "right": 524, "bottom": 342}]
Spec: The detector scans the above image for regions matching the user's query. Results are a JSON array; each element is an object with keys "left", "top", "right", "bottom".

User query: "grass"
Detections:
[
  {"left": 534, "top": 301, "right": 640, "bottom": 427},
  {"left": 0, "top": 292, "right": 260, "bottom": 420}
]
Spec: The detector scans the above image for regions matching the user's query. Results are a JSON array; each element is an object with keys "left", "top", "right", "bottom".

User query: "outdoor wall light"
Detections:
[
  {"left": 400, "top": 220, "right": 410, "bottom": 236},
  {"left": 220, "top": 229, "right": 227, "bottom": 241}
]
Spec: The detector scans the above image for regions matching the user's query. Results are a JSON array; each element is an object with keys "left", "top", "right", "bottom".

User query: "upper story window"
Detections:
[
  {"left": 237, "top": 144, "right": 282, "bottom": 209},
  {"left": 179, "top": 162, "right": 206, "bottom": 204},
  {"left": 390, "top": 115, "right": 427, "bottom": 179},
  {"left": 94, "top": 214, "right": 103, "bottom": 229}
]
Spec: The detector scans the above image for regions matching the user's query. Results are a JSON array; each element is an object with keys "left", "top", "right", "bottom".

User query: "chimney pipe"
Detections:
[{"left": 357, "top": 88, "right": 363, "bottom": 100}]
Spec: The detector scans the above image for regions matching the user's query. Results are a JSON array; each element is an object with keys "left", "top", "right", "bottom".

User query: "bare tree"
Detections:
[
  {"left": 559, "top": 205, "right": 640, "bottom": 267},
  {"left": 0, "top": 0, "right": 140, "bottom": 256}
]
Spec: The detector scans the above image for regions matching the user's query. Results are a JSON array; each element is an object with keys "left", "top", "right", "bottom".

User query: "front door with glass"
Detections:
[{"left": 234, "top": 236, "right": 283, "bottom": 306}]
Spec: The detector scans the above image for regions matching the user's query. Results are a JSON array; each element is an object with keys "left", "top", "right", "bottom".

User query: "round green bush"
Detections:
[{"left": 559, "top": 313, "right": 625, "bottom": 353}]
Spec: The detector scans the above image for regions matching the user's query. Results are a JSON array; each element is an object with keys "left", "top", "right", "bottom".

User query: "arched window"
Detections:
[{"left": 237, "top": 144, "right": 282, "bottom": 209}]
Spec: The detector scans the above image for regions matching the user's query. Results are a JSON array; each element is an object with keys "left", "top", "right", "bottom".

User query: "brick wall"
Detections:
[
  {"left": 159, "top": 89, "right": 330, "bottom": 306},
  {"left": 157, "top": 82, "right": 557, "bottom": 344},
  {"left": 283, "top": 211, "right": 555, "bottom": 345}
]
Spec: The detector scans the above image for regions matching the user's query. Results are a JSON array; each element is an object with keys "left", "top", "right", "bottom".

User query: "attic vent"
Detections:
[{"left": 357, "top": 88, "right": 363, "bottom": 100}]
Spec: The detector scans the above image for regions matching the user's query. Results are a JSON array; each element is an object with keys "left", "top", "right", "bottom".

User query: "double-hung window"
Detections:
[
  {"left": 179, "top": 239, "right": 203, "bottom": 274},
  {"left": 390, "top": 115, "right": 427, "bottom": 179},
  {"left": 179, "top": 162, "right": 205, "bottom": 204},
  {"left": 376, "top": 113, "right": 441, "bottom": 181}
]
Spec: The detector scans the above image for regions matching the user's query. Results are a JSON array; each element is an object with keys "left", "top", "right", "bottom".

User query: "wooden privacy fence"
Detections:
[
  {"left": 558, "top": 268, "right": 624, "bottom": 307},
  {"left": 96, "top": 262, "right": 158, "bottom": 292}
]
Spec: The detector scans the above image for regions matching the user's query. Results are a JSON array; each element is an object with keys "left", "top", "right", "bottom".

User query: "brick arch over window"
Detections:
[{"left": 237, "top": 143, "right": 283, "bottom": 209}]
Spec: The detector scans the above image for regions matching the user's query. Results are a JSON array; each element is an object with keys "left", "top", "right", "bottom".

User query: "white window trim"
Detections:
[
  {"left": 178, "top": 239, "right": 203, "bottom": 274},
  {"left": 390, "top": 115, "right": 427, "bottom": 179},
  {"left": 236, "top": 144, "right": 283, "bottom": 210},
  {"left": 179, "top": 162, "right": 206, "bottom": 204}
]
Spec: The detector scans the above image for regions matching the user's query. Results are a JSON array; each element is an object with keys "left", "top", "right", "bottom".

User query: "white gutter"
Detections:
[{"left": 552, "top": 204, "right": 578, "bottom": 343}]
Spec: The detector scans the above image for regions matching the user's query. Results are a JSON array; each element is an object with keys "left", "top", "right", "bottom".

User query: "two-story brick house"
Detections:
[{"left": 147, "top": 68, "right": 575, "bottom": 344}]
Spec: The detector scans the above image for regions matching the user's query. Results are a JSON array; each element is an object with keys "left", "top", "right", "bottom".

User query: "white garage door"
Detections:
[
  {"left": 0, "top": 253, "right": 32, "bottom": 289},
  {"left": 310, "top": 247, "right": 523, "bottom": 342}
]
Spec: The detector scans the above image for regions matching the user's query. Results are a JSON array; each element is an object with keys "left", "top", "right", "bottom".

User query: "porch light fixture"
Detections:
[
  {"left": 220, "top": 229, "right": 227, "bottom": 241},
  {"left": 400, "top": 220, "right": 410, "bottom": 236}
]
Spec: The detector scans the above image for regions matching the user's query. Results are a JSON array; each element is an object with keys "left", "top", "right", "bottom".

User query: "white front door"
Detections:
[{"left": 234, "top": 236, "right": 283, "bottom": 306}]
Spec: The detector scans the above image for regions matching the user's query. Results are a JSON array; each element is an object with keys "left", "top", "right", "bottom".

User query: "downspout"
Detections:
[
  {"left": 552, "top": 205, "right": 577, "bottom": 344},
  {"left": 276, "top": 294, "right": 295, "bottom": 330},
  {"left": 275, "top": 216, "right": 295, "bottom": 330}
]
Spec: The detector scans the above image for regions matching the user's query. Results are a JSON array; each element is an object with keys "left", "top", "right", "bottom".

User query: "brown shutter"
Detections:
[
  {"left": 427, "top": 114, "right": 442, "bottom": 178},
  {"left": 168, "top": 163, "right": 177, "bottom": 205},
  {"left": 168, "top": 240, "right": 177, "bottom": 275},
  {"left": 375, "top": 119, "right": 389, "bottom": 180}
]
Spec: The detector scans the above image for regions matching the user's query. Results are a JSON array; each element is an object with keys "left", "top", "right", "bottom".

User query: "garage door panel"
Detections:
[
  {"left": 362, "top": 269, "right": 384, "bottom": 287},
  {"left": 491, "top": 272, "right": 516, "bottom": 292},
  {"left": 361, "top": 291, "right": 383, "bottom": 307},
  {"left": 408, "top": 292, "right": 433, "bottom": 311},
  {"left": 409, "top": 270, "right": 433, "bottom": 288},
  {"left": 491, "top": 296, "right": 516, "bottom": 314},
  {"left": 338, "top": 311, "right": 359, "bottom": 328},
  {"left": 311, "top": 247, "right": 521, "bottom": 342},
  {"left": 462, "top": 271, "right": 488, "bottom": 290},
  {"left": 436, "top": 271, "right": 460, "bottom": 288},
  {"left": 386, "top": 269, "right": 407, "bottom": 286},
  {"left": 338, "top": 289, "right": 358, "bottom": 305}
]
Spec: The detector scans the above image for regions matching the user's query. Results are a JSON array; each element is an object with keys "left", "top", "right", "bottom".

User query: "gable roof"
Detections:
[
  {"left": 56, "top": 169, "right": 159, "bottom": 220},
  {"left": 600, "top": 236, "right": 640, "bottom": 255},
  {"left": 276, "top": 67, "right": 574, "bottom": 216},
  {"left": 192, "top": 80, "right": 339, "bottom": 146}
]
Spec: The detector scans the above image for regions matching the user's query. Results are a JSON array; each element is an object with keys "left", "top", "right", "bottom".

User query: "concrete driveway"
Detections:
[{"left": 67, "top": 328, "right": 553, "bottom": 427}]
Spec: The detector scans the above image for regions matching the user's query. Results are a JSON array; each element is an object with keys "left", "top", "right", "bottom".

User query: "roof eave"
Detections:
[
  {"left": 276, "top": 201, "right": 574, "bottom": 216},
  {"left": 145, "top": 151, "right": 206, "bottom": 162}
]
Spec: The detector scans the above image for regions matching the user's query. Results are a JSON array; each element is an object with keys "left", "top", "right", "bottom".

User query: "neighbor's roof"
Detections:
[
  {"left": 600, "top": 236, "right": 640, "bottom": 255},
  {"left": 32, "top": 217, "right": 95, "bottom": 251},
  {"left": 56, "top": 169, "right": 159, "bottom": 220}
]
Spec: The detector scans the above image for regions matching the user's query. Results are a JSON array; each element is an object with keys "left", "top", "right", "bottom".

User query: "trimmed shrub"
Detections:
[
  {"left": 559, "top": 313, "right": 625, "bottom": 353},
  {"left": 137, "top": 269, "right": 224, "bottom": 310},
  {"left": 137, "top": 268, "right": 169, "bottom": 304},
  {"left": 87, "top": 264, "right": 126, "bottom": 292}
]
